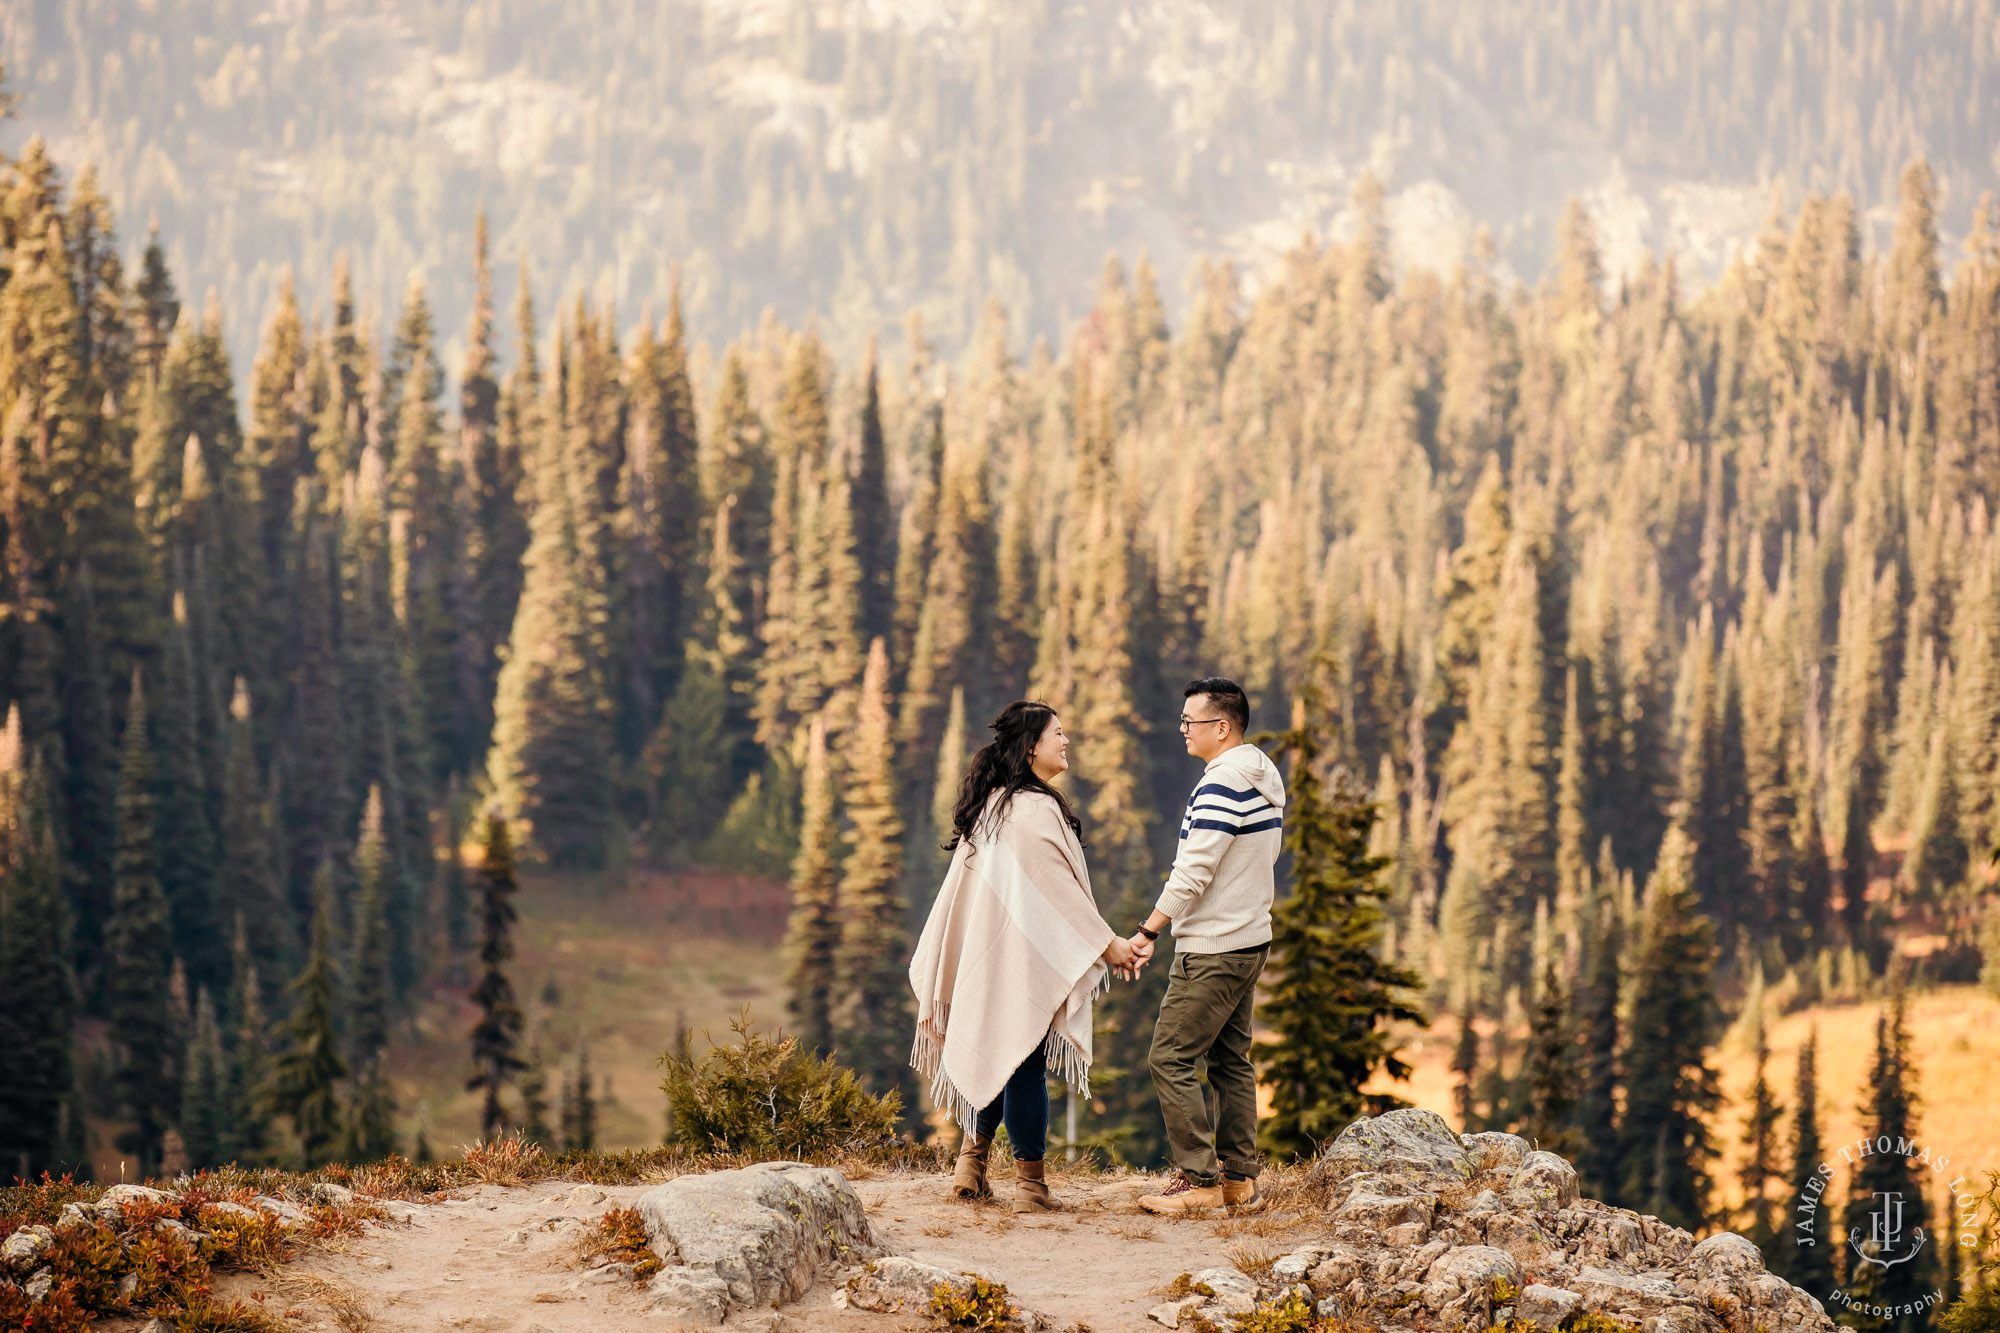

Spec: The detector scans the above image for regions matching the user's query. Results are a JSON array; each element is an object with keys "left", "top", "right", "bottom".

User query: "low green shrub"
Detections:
[
  {"left": 659, "top": 1011, "right": 901, "bottom": 1157},
  {"left": 929, "top": 1275, "right": 1017, "bottom": 1330}
]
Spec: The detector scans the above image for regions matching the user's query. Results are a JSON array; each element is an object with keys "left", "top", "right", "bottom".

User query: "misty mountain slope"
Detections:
[{"left": 4, "top": 0, "right": 1995, "bottom": 372}]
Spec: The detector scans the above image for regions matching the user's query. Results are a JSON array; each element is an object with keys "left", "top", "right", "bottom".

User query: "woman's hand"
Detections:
[{"left": 1103, "top": 935, "right": 1137, "bottom": 978}]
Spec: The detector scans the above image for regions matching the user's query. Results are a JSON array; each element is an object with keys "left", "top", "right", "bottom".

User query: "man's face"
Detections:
[{"left": 1178, "top": 694, "right": 1233, "bottom": 761}]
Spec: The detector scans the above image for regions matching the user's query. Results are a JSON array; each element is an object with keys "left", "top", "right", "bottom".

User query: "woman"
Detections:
[{"left": 908, "top": 701, "right": 1138, "bottom": 1212}]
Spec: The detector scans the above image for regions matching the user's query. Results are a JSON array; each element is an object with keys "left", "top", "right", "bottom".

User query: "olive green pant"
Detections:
[{"left": 1149, "top": 946, "right": 1265, "bottom": 1186}]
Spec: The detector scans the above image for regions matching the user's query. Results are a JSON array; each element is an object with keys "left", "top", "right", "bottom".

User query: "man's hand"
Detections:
[{"left": 1127, "top": 934, "right": 1156, "bottom": 970}]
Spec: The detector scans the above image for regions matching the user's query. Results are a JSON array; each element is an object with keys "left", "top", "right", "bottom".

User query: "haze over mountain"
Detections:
[{"left": 5, "top": 0, "right": 1995, "bottom": 374}]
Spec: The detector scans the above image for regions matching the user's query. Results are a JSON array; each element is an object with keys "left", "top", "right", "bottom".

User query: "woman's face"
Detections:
[{"left": 1030, "top": 713, "right": 1069, "bottom": 780}]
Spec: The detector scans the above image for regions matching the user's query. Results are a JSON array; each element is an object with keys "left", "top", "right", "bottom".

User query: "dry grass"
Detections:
[
  {"left": 460, "top": 1138, "right": 547, "bottom": 1187},
  {"left": 271, "top": 1272, "right": 373, "bottom": 1333},
  {"left": 1224, "top": 1241, "right": 1279, "bottom": 1277},
  {"left": 1104, "top": 1218, "right": 1159, "bottom": 1242}
]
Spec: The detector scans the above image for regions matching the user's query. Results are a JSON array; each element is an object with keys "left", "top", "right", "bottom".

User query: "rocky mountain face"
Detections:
[{"left": 4, "top": 0, "right": 1992, "bottom": 374}]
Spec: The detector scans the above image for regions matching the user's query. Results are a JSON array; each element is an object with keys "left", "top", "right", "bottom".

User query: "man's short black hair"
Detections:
[{"left": 1183, "top": 677, "right": 1250, "bottom": 735}]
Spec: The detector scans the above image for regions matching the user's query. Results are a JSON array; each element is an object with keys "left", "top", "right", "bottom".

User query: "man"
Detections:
[{"left": 1129, "top": 676, "right": 1285, "bottom": 1214}]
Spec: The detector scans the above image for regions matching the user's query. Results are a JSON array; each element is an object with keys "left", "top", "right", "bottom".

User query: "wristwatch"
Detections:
[{"left": 1134, "top": 924, "right": 1159, "bottom": 941}]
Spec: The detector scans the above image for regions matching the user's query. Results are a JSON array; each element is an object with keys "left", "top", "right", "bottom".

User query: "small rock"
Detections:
[
  {"left": 1270, "top": 1248, "right": 1334, "bottom": 1283},
  {"left": 503, "top": 1228, "right": 532, "bottom": 1245},
  {"left": 1463, "top": 1190, "right": 1502, "bottom": 1215},
  {"left": 561, "top": 1184, "right": 608, "bottom": 1211},
  {"left": 1385, "top": 1221, "right": 1432, "bottom": 1246},
  {"left": 1309, "top": 1248, "right": 1366, "bottom": 1291},
  {"left": 56, "top": 1203, "right": 93, "bottom": 1230},
  {"left": 357, "top": 1255, "right": 392, "bottom": 1271},
  {"left": 1573, "top": 1265, "right": 1690, "bottom": 1309},
  {"left": 251, "top": 1194, "right": 312, "bottom": 1226},
  {"left": 1516, "top": 1283, "right": 1583, "bottom": 1328},
  {"left": 99, "top": 1184, "right": 178, "bottom": 1217},
  {"left": 1510, "top": 1151, "right": 1580, "bottom": 1209},
  {"left": 647, "top": 1266, "right": 732, "bottom": 1326},
  {"left": 200, "top": 1201, "right": 262, "bottom": 1222},
  {"left": 307, "top": 1182, "right": 355, "bottom": 1207},
  {"left": 1149, "top": 1296, "right": 1209, "bottom": 1329},
  {"left": 1688, "top": 1232, "right": 1765, "bottom": 1279},
  {"left": 1187, "top": 1267, "right": 1258, "bottom": 1314},
  {"left": 25, "top": 1271, "right": 53, "bottom": 1302},
  {"left": 2, "top": 1225, "right": 53, "bottom": 1267},
  {"left": 1462, "top": 1132, "right": 1532, "bottom": 1174},
  {"left": 1749, "top": 1274, "right": 1795, "bottom": 1308},
  {"left": 569, "top": 1262, "right": 637, "bottom": 1287},
  {"left": 844, "top": 1256, "right": 990, "bottom": 1314},
  {"left": 118, "top": 1270, "right": 141, "bottom": 1299},
  {"left": 1608, "top": 1216, "right": 1645, "bottom": 1258},
  {"left": 1486, "top": 1213, "right": 1557, "bottom": 1264},
  {"left": 1335, "top": 1190, "right": 1435, "bottom": 1231}
]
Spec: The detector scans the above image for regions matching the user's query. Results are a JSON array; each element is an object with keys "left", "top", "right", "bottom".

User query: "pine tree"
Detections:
[
  {"left": 1844, "top": 972, "right": 1942, "bottom": 1333},
  {"left": 1573, "top": 874, "right": 1624, "bottom": 1198},
  {"left": 224, "top": 929, "right": 272, "bottom": 1166},
  {"left": 157, "top": 591, "right": 227, "bottom": 1000},
  {"left": 1617, "top": 826, "right": 1721, "bottom": 1231},
  {"left": 466, "top": 812, "right": 527, "bottom": 1139},
  {"left": 180, "top": 988, "right": 228, "bottom": 1170},
  {"left": 518, "top": 1023, "right": 554, "bottom": 1147},
  {"left": 486, "top": 368, "right": 618, "bottom": 868},
  {"left": 342, "top": 1064, "right": 398, "bottom": 1164},
  {"left": 1781, "top": 1031, "right": 1837, "bottom": 1293},
  {"left": 108, "top": 671, "right": 180, "bottom": 1177},
  {"left": 560, "top": 1041, "right": 598, "bottom": 1153},
  {"left": 349, "top": 786, "right": 393, "bottom": 1070},
  {"left": 785, "top": 715, "right": 841, "bottom": 1055},
  {"left": 0, "top": 709, "right": 76, "bottom": 1180},
  {"left": 642, "top": 650, "right": 730, "bottom": 862},
  {"left": 1450, "top": 1000, "right": 1482, "bottom": 1134},
  {"left": 836, "top": 639, "right": 916, "bottom": 1117},
  {"left": 852, "top": 343, "right": 894, "bottom": 645},
  {"left": 1524, "top": 953, "right": 1580, "bottom": 1157},
  {"left": 58, "top": 561, "right": 119, "bottom": 981},
  {"left": 1739, "top": 1004, "right": 1785, "bottom": 1251},
  {"left": 218, "top": 678, "right": 292, "bottom": 1001},
  {"left": 1254, "top": 697, "right": 1427, "bottom": 1159},
  {"left": 263, "top": 879, "right": 349, "bottom": 1168}
]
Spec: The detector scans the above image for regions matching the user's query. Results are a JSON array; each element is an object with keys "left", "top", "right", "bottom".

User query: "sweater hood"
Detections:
[{"left": 1208, "top": 742, "right": 1286, "bottom": 809}]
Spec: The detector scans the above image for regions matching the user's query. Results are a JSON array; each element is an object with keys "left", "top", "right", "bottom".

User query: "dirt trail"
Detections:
[{"left": 206, "top": 1167, "right": 1300, "bottom": 1332}]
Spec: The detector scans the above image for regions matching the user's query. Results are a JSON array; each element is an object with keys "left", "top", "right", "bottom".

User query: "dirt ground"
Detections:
[{"left": 202, "top": 1164, "right": 1316, "bottom": 1332}]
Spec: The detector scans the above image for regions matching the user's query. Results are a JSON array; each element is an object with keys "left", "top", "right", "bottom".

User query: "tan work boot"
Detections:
[
  {"left": 1138, "top": 1173, "right": 1226, "bottom": 1214},
  {"left": 1223, "top": 1174, "right": 1266, "bottom": 1213},
  {"left": 951, "top": 1133, "right": 993, "bottom": 1200},
  {"left": 1012, "top": 1158, "right": 1060, "bottom": 1213}
]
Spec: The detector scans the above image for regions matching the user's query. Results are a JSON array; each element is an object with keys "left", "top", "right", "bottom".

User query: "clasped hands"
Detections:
[{"left": 1102, "top": 931, "right": 1158, "bottom": 982}]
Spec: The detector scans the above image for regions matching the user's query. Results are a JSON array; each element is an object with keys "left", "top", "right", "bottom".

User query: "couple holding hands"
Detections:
[{"left": 908, "top": 677, "right": 1286, "bottom": 1215}]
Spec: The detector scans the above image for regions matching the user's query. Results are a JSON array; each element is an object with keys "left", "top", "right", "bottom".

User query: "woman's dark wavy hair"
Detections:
[{"left": 946, "top": 700, "right": 1086, "bottom": 851}]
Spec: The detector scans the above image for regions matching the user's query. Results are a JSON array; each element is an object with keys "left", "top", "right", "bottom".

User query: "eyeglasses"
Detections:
[{"left": 1178, "top": 715, "right": 1227, "bottom": 732}]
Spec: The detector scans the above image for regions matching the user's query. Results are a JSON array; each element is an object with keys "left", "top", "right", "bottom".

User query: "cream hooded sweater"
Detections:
[{"left": 1153, "top": 742, "right": 1287, "bottom": 953}]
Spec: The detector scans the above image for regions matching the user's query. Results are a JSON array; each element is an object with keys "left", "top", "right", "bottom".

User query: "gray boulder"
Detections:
[
  {"left": 1510, "top": 1151, "right": 1580, "bottom": 1209},
  {"left": 1516, "top": 1283, "right": 1583, "bottom": 1329},
  {"left": 647, "top": 1268, "right": 733, "bottom": 1325},
  {"left": 636, "top": 1161, "right": 881, "bottom": 1318},
  {"left": 1461, "top": 1132, "right": 1532, "bottom": 1174},
  {"left": 97, "top": 1184, "right": 177, "bottom": 1216},
  {"left": 1316, "top": 1109, "right": 1471, "bottom": 1189},
  {"left": 841, "top": 1256, "right": 989, "bottom": 1315},
  {"left": 1, "top": 1225, "right": 53, "bottom": 1268}
]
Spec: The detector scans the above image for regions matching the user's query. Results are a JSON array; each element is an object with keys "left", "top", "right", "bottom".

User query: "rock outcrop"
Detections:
[
  {"left": 636, "top": 1161, "right": 884, "bottom": 1326},
  {"left": 1156, "top": 1109, "right": 1837, "bottom": 1333}
]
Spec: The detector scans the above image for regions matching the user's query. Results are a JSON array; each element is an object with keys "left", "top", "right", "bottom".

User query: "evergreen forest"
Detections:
[{"left": 2, "top": 99, "right": 2000, "bottom": 1290}]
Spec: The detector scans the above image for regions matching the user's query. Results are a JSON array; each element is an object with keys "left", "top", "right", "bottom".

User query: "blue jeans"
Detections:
[{"left": 974, "top": 1047, "right": 1048, "bottom": 1162}]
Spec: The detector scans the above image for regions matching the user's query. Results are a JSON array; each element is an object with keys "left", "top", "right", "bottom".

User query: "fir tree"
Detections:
[
  {"left": 1739, "top": 1004, "right": 1785, "bottom": 1251},
  {"left": 785, "top": 715, "right": 841, "bottom": 1055},
  {"left": 836, "top": 639, "right": 916, "bottom": 1116},
  {"left": 180, "top": 988, "right": 228, "bottom": 1170},
  {"left": 342, "top": 1064, "right": 399, "bottom": 1164},
  {"left": 1844, "top": 971, "right": 1942, "bottom": 1333},
  {"left": 1254, "top": 696, "right": 1427, "bottom": 1159},
  {"left": 157, "top": 592, "right": 227, "bottom": 1000},
  {"left": 219, "top": 677, "right": 292, "bottom": 1001},
  {"left": 560, "top": 1040, "right": 598, "bottom": 1154},
  {"left": 0, "top": 709, "right": 76, "bottom": 1180},
  {"left": 852, "top": 343, "right": 894, "bottom": 645},
  {"left": 224, "top": 931, "right": 272, "bottom": 1166},
  {"left": 58, "top": 561, "right": 118, "bottom": 981},
  {"left": 1572, "top": 877, "right": 1623, "bottom": 1200},
  {"left": 108, "top": 672, "right": 180, "bottom": 1178},
  {"left": 1617, "top": 826, "right": 1721, "bottom": 1231},
  {"left": 1451, "top": 1000, "right": 1481, "bottom": 1132},
  {"left": 518, "top": 1024, "right": 554, "bottom": 1147},
  {"left": 263, "top": 879, "right": 349, "bottom": 1168},
  {"left": 1524, "top": 953, "right": 1580, "bottom": 1157},
  {"left": 349, "top": 786, "right": 392, "bottom": 1069},
  {"left": 466, "top": 812, "right": 527, "bottom": 1139},
  {"left": 1781, "top": 1031, "right": 1836, "bottom": 1293}
]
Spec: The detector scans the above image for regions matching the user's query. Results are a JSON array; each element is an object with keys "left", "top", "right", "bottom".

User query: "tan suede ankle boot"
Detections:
[
  {"left": 951, "top": 1134, "right": 993, "bottom": 1199},
  {"left": 1011, "top": 1158, "right": 1059, "bottom": 1213}
]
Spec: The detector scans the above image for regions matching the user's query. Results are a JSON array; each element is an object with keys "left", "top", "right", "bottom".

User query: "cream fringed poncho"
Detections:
[{"left": 908, "top": 788, "right": 1117, "bottom": 1133}]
